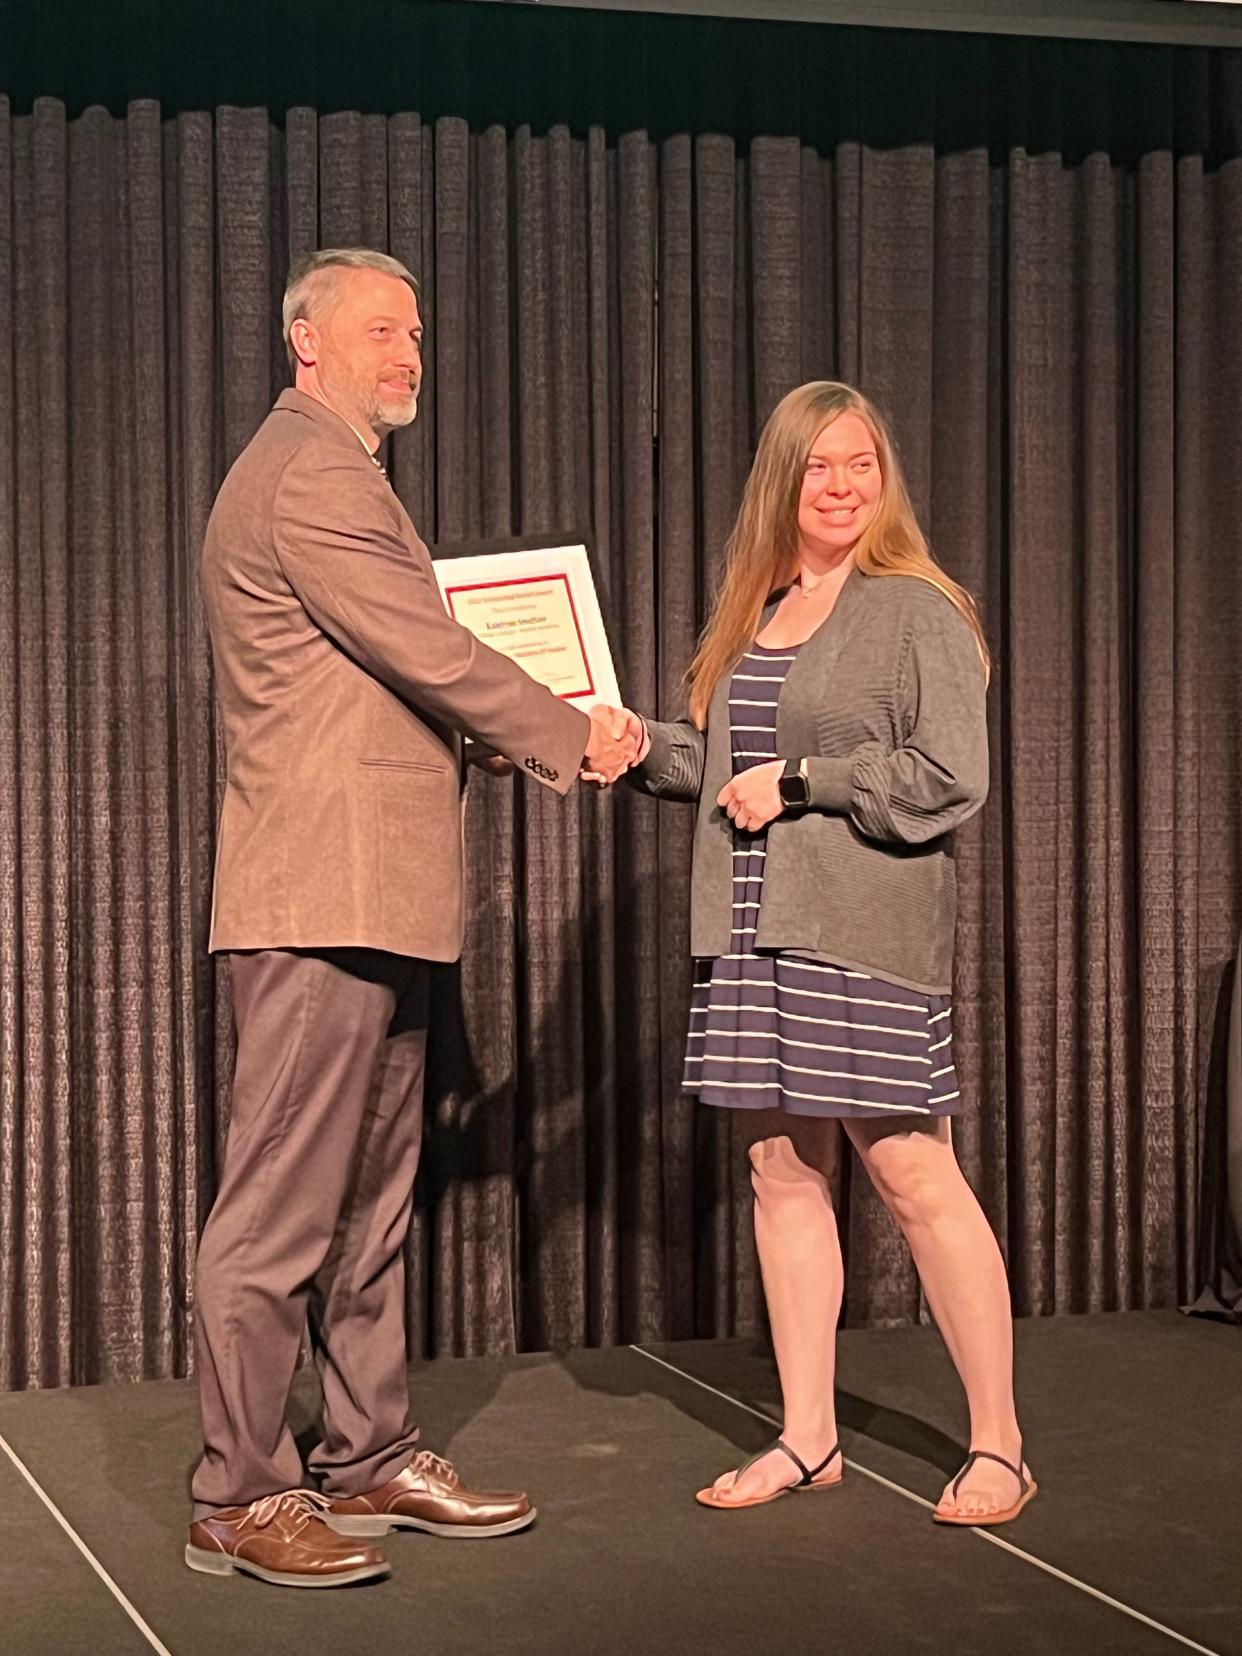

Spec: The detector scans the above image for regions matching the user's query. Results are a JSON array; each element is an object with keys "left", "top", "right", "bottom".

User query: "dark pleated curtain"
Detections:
[{"left": 2, "top": 92, "right": 1242, "bottom": 1391}]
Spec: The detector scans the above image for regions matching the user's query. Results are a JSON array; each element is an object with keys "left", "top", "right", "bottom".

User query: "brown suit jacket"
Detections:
[{"left": 202, "top": 389, "right": 589, "bottom": 961}]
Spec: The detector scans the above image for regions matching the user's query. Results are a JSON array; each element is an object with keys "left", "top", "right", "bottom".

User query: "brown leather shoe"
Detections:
[
  {"left": 325, "top": 1451, "right": 535, "bottom": 1539},
  {"left": 186, "top": 1489, "right": 390, "bottom": 1587}
]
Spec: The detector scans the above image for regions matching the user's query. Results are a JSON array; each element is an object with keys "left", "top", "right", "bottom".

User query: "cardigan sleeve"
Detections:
[
  {"left": 626, "top": 717, "right": 706, "bottom": 803},
  {"left": 803, "top": 596, "right": 988, "bottom": 845}
]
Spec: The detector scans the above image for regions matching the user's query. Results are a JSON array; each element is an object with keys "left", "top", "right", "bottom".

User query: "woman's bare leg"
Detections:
[
  {"left": 844, "top": 1115, "right": 1029, "bottom": 1519},
  {"left": 706, "top": 1110, "right": 844, "bottom": 1504}
]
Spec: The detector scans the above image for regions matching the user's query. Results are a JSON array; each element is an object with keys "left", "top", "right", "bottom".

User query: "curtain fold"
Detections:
[{"left": 2, "top": 90, "right": 1241, "bottom": 1389}]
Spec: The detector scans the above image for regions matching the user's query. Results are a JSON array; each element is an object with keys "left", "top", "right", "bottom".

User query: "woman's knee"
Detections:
[
  {"left": 855, "top": 1124, "right": 958, "bottom": 1229},
  {"left": 748, "top": 1133, "right": 833, "bottom": 1209}
]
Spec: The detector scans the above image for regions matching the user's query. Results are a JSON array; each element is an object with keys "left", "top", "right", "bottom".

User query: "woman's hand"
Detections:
[{"left": 717, "top": 760, "right": 784, "bottom": 833}]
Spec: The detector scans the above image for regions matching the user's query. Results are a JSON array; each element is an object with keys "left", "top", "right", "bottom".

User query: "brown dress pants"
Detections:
[{"left": 191, "top": 947, "right": 429, "bottom": 1518}]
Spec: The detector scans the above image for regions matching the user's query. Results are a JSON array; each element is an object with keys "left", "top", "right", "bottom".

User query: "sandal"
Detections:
[
  {"left": 932, "top": 1448, "right": 1037, "bottom": 1527},
  {"left": 696, "top": 1439, "right": 842, "bottom": 1510}
]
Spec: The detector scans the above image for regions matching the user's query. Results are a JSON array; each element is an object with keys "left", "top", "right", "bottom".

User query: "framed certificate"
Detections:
[{"left": 431, "top": 538, "right": 621, "bottom": 713}]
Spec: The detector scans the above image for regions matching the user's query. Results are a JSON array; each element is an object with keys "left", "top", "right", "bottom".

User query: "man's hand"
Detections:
[
  {"left": 581, "top": 704, "right": 647, "bottom": 786},
  {"left": 466, "top": 745, "right": 516, "bottom": 777},
  {"left": 717, "top": 760, "right": 784, "bottom": 833}
]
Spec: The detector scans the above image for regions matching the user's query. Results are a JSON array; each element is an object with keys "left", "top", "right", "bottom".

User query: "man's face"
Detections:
[{"left": 307, "top": 268, "right": 423, "bottom": 436}]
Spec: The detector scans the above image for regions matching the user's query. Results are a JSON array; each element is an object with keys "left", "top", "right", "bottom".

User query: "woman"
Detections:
[{"left": 623, "top": 381, "right": 1033, "bottom": 1525}]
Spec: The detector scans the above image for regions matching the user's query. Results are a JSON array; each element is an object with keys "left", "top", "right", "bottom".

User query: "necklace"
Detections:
[{"left": 796, "top": 557, "right": 854, "bottom": 601}]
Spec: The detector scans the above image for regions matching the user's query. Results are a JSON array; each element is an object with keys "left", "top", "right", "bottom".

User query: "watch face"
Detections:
[{"left": 779, "top": 773, "right": 810, "bottom": 807}]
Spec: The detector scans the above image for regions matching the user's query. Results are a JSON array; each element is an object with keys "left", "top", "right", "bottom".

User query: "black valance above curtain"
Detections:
[{"left": 3, "top": 0, "right": 1242, "bottom": 159}]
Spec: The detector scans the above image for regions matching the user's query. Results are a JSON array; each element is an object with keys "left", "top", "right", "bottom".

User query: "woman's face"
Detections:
[{"left": 796, "top": 411, "right": 883, "bottom": 562}]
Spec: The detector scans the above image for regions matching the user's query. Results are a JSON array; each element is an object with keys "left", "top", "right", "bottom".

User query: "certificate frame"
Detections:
[{"left": 430, "top": 534, "right": 621, "bottom": 713}]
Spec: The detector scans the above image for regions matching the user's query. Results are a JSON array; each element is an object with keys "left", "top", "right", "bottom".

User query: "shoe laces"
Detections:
[
  {"left": 249, "top": 1488, "right": 332, "bottom": 1531},
  {"left": 409, "top": 1450, "right": 457, "bottom": 1485}
]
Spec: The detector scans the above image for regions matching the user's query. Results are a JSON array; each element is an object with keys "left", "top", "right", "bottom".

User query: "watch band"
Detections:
[{"left": 778, "top": 756, "right": 811, "bottom": 809}]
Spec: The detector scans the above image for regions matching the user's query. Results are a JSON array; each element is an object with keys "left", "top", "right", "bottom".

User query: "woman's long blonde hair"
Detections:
[{"left": 685, "top": 381, "right": 989, "bottom": 727}]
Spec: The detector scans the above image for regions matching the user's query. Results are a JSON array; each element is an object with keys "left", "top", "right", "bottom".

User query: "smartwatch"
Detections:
[{"left": 778, "top": 757, "right": 811, "bottom": 810}]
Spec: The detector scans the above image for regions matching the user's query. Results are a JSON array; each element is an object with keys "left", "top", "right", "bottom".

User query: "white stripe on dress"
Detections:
[
  {"left": 686, "top": 1028, "right": 933, "bottom": 1064},
  {"left": 694, "top": 1001, "right": 932, "bottom": 1039},
  {"left": 694, "top": 1054, "right": 932, "bottom": 1089}
]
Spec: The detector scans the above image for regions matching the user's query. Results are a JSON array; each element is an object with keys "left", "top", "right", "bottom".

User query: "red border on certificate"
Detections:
[{"left": 443, "top": 572, "right": 596, "bottom": 700}]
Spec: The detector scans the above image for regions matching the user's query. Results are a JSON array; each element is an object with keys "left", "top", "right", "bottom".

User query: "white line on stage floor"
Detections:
[
  {"left": 0, "top": 1427, "right": 174, "bottom": 1656},
  {"left": 630, "top": 1344, "right": 1224, "bottom": 1656}
]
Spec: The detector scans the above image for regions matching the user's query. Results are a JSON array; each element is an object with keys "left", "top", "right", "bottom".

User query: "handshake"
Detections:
[{"left": 581, "top": 704, "right": 651, "bottom": 785}]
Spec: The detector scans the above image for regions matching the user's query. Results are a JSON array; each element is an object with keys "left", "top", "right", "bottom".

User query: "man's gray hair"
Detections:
[{"left": 282, "top": 248, "right": 421, "bottom": 367}]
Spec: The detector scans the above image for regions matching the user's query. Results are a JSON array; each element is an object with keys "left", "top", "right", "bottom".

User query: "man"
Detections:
[{"left": 187, "top": 248, "right": 635, "bottom": 1588}]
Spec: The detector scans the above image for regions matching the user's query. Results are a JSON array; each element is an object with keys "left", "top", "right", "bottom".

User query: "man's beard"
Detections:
[
  {"left": 323, "top": 360, "right": 418, "bottom": 432},
  {"left": 371, "top": 386, "right": 418, "bottom": 429}
]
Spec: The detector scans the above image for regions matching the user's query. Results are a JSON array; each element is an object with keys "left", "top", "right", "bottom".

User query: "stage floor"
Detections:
[{"left": 0, "top": 1311, "right": 1237, "bottom": 1656}]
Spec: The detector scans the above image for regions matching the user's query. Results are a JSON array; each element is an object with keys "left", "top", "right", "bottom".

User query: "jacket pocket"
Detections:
[{"left": 359, "top": 757, "right": 449, "bottom": 776}]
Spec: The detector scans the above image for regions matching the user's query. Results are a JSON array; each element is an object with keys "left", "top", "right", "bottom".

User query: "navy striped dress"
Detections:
[{"left": 682, "top": 641, "right": 962, "bottom": 1119}]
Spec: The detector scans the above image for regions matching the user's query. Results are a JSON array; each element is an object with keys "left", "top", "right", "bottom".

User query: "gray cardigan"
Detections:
[{"left": 630, "top": 569, "right": 989, "bottom": 994}]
